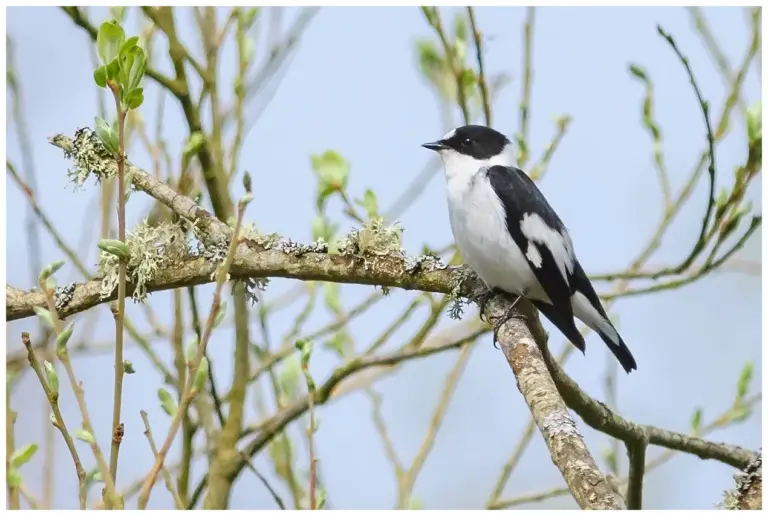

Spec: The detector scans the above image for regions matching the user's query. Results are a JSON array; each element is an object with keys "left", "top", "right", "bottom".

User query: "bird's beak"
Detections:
[{"left": 421, "top": 140, "right": 449, "bottom": 152}]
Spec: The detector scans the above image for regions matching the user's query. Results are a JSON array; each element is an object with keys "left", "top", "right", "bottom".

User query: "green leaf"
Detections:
[
  {"left": 106, "top": 57, "right": 121, "bottom": 82},
  {"left": 730, "top": 404, "right": 752, "bottom": 423},
  {"left": 736, "top": 361, "right": 754, "bottom": 400},
  {"left": 93, "top": 65, "right": 107, "bottom": 88},
  {"left": 324, "top": 282, "right": 342, "bottom": 315},
  {"left": 94, "top": 116, "right": 118, "bottom": 155},
  {"left": 119, "top": 36, "right": 139, "bottom": 56},
  {"left": 355, "top": 189, "right": 379, "bottom": 220},
  {"left": 416, "top": 39, "right": 444, "bottom": 80},
  {"left": 690, "top": 407, "right": 702, "bottom": 435},
  {"left": 158, "top": 388, "right": 177, "bottom": 417},
  {"left": 747, "top": 100, "right": 762, "bottom": 143},
  {"left": 97, "top": 20, "right": 126, "bottom": 67},
  {"left": 460, "top": 68, "right": 477, "bottom": 93},
  {"left": 123, "top": 87, "right": 144, "bottom": 110},
  {"left": 44, "top": 361, "right": 59, "bottom": 395},
  {"left": 75, "top": 429, "right": 95, "bottom": 445},
  {"left": 628, "top": 64, "right": 648, "bottom": 81},
  {"left": 183, "top": 132, "right": 206, "bottom": 159},
  {"left": 39, "top": 260, "right": 65, "bottom": 282},
  {"left": 119, "top": 45, "right": 146, "bottom": 92},
  {"left": 193, "top": 357, "right": 209, "bottom": 392},
  {"left": 186, "top": 336, "right": 198, "bottom": 363},
  {"left": 33, "top": 306, "right": 54, "bottom": 329},
  {"left": 316, "top": 486, "right": 328, "bottom": 510},
  {"left": 98, "top": 238, "right": 131, "bottom": 261},
  {"left": 310, "top": 150, "right": 350, "bottom": 211},
  {"left": 11, "top": 443, "right": 39, "bottom": 468}
]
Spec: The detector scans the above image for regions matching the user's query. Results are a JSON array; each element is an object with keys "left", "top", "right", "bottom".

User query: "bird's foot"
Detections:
[
  {"left": 476, "top": 287, "right": 503, "bottom": 323},
  {"left": 491, "top": 295, "right": 525, "bottom": 349}
]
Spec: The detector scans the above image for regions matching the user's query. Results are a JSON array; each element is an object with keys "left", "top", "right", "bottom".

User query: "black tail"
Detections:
[
  {"left": 532, "top": 300, "right": 586, "bottom": 353},
  {"left": 594, "top": 328, "right": 637, "bottom": 374},
  {"left": 533, "top": 301, "right": 637, "bottom": 374}
]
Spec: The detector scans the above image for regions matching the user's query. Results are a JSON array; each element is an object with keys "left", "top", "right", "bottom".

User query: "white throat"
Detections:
[{"left": 438, "top": 143, "right": 516, "bottom": 186}]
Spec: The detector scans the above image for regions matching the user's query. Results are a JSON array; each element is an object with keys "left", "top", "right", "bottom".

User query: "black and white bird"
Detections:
[{"left": 422, "top": 125, "right": 637, "bottom": 373}]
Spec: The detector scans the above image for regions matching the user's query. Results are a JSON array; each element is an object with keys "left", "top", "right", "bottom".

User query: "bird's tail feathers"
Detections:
[
  {"left": 531, "top": 301, "right": 585, "bottom": 353},
  {"left": 595, "top": 328, "right": 637, "bottom": 374}
]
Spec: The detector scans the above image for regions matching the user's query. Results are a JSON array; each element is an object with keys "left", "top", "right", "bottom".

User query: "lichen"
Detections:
[
  {"left": 98, "top": 218, "right": 190, "bottom": 301},
  {"left": 447, "top": 267, "right": 473, "bottom": 320},
  {"left": 58, "top": 128, "right": 117, "bottom": 187}
]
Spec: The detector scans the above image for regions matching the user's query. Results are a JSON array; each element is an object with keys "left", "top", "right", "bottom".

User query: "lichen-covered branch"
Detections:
[{"left": 482, "top": 295, "right": 621, "bottom": 509}]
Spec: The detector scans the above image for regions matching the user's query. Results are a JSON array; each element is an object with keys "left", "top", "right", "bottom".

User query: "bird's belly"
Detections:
[{"left": 448, "top": 183, "right": 544, "bottom": 299}]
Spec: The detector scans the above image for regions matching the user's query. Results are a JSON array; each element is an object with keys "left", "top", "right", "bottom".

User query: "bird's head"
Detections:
[{"left": 422, "top": 125, "right": 514, "bottom": 181}]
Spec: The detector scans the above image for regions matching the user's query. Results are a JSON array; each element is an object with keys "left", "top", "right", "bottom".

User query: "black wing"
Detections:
[{"left": 485, "top": 165, "right": 576, "bottom": 323}]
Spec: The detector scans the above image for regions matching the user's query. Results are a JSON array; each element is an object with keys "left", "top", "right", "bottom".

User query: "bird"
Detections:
[{"left": 422, "top": 124, "right": 637, "bottom": 373}]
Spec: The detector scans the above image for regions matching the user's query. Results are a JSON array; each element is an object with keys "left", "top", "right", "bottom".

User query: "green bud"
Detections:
[
  {"left": 316, "top": 486, "right": 327, "bottom": 510},
  {"left": 158, "top": 388, "right": 177, "bottom": 417},
  {"left": 11, "top": 443, "right": 39, "bottom": 468},
  {"left": 183, "top": 132, "right": 206, "bottom": 160},
  {"left": 33, "top": 306, "right": 55, "bottom": 329},
  {"left": 43, "top": 361, "right": 59, "bottom": 395},
  {"left": 746, "top": 100, "right": 762, "bottom": 143},
  {"left": 730, "top": 404, "right": 752, "bottom": 423},
  {"left": 213, "top": 301, "right": 227, "bottom": 328},
  {"left": 628, "top": 63, "right": 648, "bottom": 81},
  {"left": 7, "top": 468, "right": 22, "bottom": 488},
  {"left": 75, "top": 429, "right": 95, "bottom": 445},
  {"left": 98, "top": 239, "right": 131, "bottom": 261},
  {"left": 193, "top": 357, "right": 209, "bottom": 393},
  {"left": 186, "top": 336, "right": 198, "bottom": 364},
  {"left": 39, "top": 260, "right": 65, "bottom": 282},
  {"left": 123, "top": 361, "right": 136, "bottom": 374},
  {"left": 240, "top": 192, "right": 254, "bottom": 206},
  {"left": 690, "top": 407, "right": 702, "bottom": 435},
  {"left": 56, "top": 323, "right": 74, "bottom": 351},
  {"left": 736, "top": 361, "right": 754, "bottom": 400}
]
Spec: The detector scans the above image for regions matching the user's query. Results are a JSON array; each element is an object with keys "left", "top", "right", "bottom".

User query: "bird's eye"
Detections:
[{"left": 462, "top": 137, "right": 472, "bottom": 146}]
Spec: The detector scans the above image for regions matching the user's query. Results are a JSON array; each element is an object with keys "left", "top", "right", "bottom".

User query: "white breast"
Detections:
[{"left": 446, "top": 172, "right": 547, "bottom": 301}]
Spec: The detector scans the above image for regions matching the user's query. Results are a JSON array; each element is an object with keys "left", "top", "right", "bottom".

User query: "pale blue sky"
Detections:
[{"left": 6, "top": 6, "right": 762, "bottom": 510}]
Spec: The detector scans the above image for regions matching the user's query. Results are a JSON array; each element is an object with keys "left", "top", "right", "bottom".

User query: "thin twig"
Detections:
[
  {"left": 6, "top": 392, "right": 20, "bottom": 509},
  {"left": 517, "top": 7, "right": 535, "bottom": 167},
  {"left": 140, "top": 410, "right": 185, "bottom": 509},
  {"left": 466, "top": 7, "right": 491, "bottom": 126},
  {"left": 138, "top": 193, "right": 251, "bottom": 508},
  {"left": 21, "top": 332, "right": 88, "bottom": 509},
  {"left": 106, "top": 72, "right": 128, "bottom": 495},
  {"left": 421, "top": 6, "right": 470, "bottom": 123}
]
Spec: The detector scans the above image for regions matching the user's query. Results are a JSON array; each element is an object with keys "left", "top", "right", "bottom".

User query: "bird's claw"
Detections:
[
  {"left": 490, "top": 295, "right": 525, "bottom": 350},
  {"left": 476, "top": 287, "right": 500, "bottom": 323}
]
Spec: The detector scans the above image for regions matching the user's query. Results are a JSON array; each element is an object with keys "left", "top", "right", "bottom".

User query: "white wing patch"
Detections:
[
  {"left": 525, "top": 242, "right": 543, "bottom": 268},
  {"left": 520, "top": 212, "right": 575, "bottom": 283}
]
